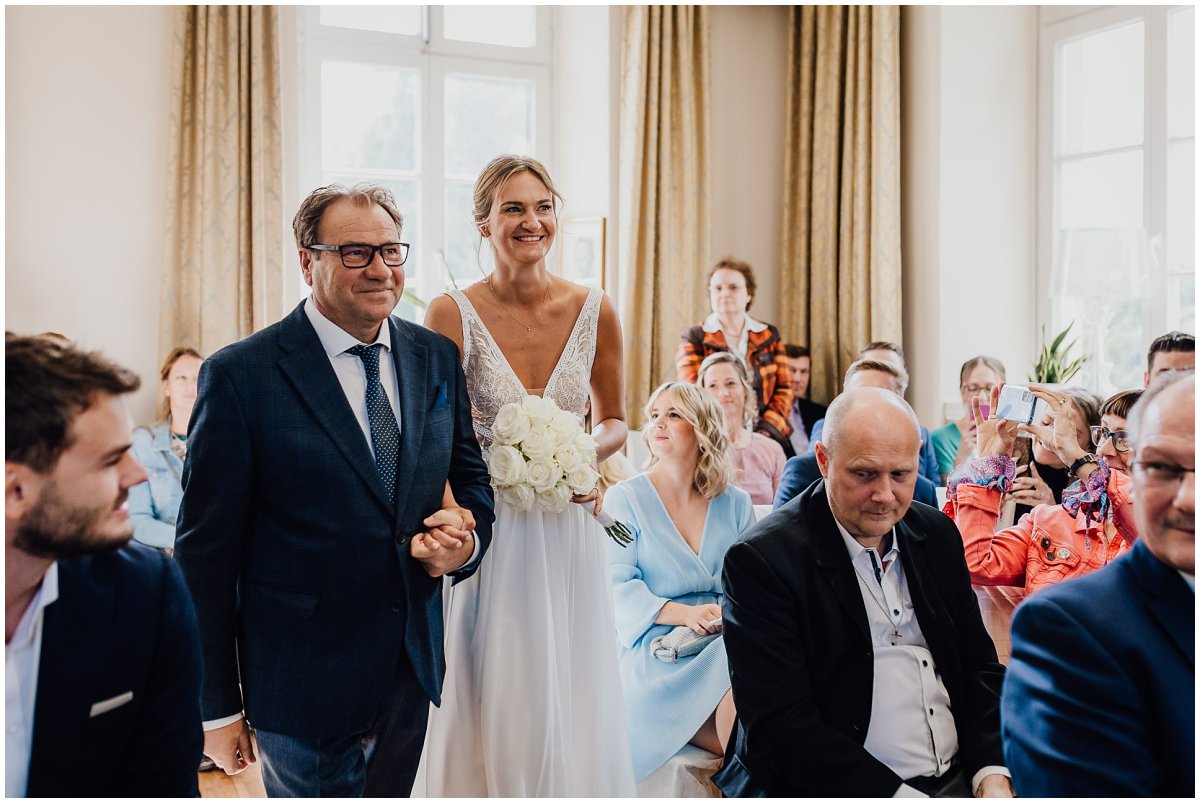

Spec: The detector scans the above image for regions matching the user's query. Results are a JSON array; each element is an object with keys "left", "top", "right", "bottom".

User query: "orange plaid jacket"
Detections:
[{"left": 676, "top": 323, "right": 793, "bottom": 442}]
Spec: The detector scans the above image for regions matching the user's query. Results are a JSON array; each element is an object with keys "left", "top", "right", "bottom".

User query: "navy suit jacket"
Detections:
[
  {"left": 1001, "top": 540, "right": 1195, "bottom": 796},
  {"left": 774, "top": 453, "right": 937, "bottom": 509},
  {"left": 27, "top": 545, "right": 203, "bottom": 797},
  {"left": 175, "top": 302, "right": 495, "bottom": 738},
  {"left": 715, "top": 481, "right": 1005, "bottom": 796}
]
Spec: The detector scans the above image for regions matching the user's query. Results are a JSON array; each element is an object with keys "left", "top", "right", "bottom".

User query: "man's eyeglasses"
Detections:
[
  {"left": 308, "top": 242, "right": 410, "bottom": 268},
  {"left": 1132, "top": 460, "right": 1195, "bottom": 487},
  {"left": 1089, "top": 426, "right": 1131, "bottom": 452}
]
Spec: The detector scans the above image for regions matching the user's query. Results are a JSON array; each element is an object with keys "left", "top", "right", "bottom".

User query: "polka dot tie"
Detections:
[{"left": 347, "top": 343, "right": 399, "bottom": 508}]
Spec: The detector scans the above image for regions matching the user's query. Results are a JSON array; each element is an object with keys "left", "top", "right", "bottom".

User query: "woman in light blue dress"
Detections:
[{"left": 606, "top": 381, "right": 756, "bottom": 781}]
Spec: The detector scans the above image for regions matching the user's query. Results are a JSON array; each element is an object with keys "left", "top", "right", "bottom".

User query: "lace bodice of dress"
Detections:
[{"left": 448, "top": 286, "right": 602, "bottom": 454}]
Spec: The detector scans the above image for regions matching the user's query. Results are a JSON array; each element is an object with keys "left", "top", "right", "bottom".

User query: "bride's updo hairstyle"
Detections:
[
  {"left": 641, "top": 381, "right": 737, "bottom": 500},
  {"left": 472, "top": 154, "right": 564, "bottom": 235}
]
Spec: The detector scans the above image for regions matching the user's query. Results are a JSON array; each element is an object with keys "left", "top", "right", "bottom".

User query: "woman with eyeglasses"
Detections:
[
  {"left": 930, "top": 356, "right": 1006, "bottom": 484},
  {"left": 941, "top": 385, "right": 1140, "bottom": 596}
]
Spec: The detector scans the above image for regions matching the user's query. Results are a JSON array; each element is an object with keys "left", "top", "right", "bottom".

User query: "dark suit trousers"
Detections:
[{"left": 256, "top": 658, "right": 428, "bottom": 798}]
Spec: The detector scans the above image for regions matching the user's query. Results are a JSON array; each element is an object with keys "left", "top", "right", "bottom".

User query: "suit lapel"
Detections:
[
  {"left": 1129, "top": 541, "right": 1195, "bottom": 667},
  {"left": 29, "top": 558, "right": 112, "bottom": 790},
  {"left": 806, "top": 483, "right": 871, "bottom": 643},
  {"left": 277, "top": 303, "right": 392, "bottom": 512},
  {"left": 390, "top": 316, "right": 429, "bottom": 529}
]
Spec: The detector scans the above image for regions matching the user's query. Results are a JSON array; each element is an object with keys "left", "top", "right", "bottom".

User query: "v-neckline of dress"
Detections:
[
  {"left": 642, "top": 474, "right": 713, "bottom": 559},
  {"left": 459, "top": 287, "right": 594, "bottom": 399}
]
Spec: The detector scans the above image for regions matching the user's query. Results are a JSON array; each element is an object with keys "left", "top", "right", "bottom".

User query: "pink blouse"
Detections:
[{"left": 731, "top": 431, "right": 787, "bottom": 505}]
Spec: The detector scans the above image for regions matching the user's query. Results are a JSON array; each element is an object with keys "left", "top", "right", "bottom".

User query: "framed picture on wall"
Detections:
[{"left": 555, "top": 217, "right": 606, "bottom": 289}]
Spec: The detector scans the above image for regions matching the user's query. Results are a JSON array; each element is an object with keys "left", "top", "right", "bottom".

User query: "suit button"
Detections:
[
  {"left": 395, "top": 533, "right": 410, "bottom": 547},
  {"left": 392, "top": 600, "right": 404, "bottom": 612},
  {"left": 864, "top": 651, "right": 872, "bottom": 662},
  {"left": 852, "top": 721, "right": 864, "bottom": 732}
]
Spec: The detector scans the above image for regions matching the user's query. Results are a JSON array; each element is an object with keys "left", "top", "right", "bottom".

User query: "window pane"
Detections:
[
  {"left": 1058, "top": 20, "right": 1144, "bottom": 155},
  {"left": 1059, "top": 150, "right": 1143, "bottom": 229},
  {"left": 320, "top": 6, "right": 421, "bottom": 37},
  {"left": 1171, "top": 274, "right": 1196, "bottom": 334},
  {"left": 321, "top": 61, "right": 419, "bottom": 173},
  {"left": 1168, "top": 7, "right": 1195, "bottom": 139},
  {"left": 444, "top": 180, "right": 490, "bottom": 286},
  {"left": 1053, "top": 295, "right": 1145, "bottom": 398},
  {"left": 444, "top": 6, "right": 536, "bottom": 48},
  {"left": 1167, "top": 139, "right": 1195, "bottom": 277},
  {"left": 444, "top": 74, "right": 534, "bottom": 178}
]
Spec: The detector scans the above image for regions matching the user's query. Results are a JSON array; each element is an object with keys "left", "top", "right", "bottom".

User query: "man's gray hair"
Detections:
[
  {"left": 292, "top": 183, "right": 404, "bottom": 250},
  {"left": 843, "top": 358, "right": 909, "bottom": 396},
  {"left": 823, "top": 386, "right": 920, "bottom": 455},
  {"left": 1127, "top": 370, "right": 1195, "bottom": 450}
]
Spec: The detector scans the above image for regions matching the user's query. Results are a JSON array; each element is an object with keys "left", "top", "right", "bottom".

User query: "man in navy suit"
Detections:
[
  {"left": 1001, "top": 371, "right": 1194, "bottom": 796},
  {"left": 175, "top": 184, "right": 495, "bottom": 797},
  {"left": 775, "top": 358, "right": 938, "bottom": 508},
  {"left": 5, "top": 333, "right": 203, "bottom": 797}
]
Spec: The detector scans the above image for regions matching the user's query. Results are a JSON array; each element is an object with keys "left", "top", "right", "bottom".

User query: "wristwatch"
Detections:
[{"left": 1068, "top": 453, "right": 1098, "bottom": 477}]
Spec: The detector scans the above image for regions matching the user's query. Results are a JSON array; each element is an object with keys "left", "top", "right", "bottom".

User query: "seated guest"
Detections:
[
  {"left": 930, "top": 355, "right": 1006, "bottom": 483},
  {"left": 606, "top": 381, "right": 755, "bottom": 782},
  {"left": 698, "top": 352, "right": 786, "bottom": 505},
  {"left": 1092, "top": 389, "right": 1142, "bottom": 474},
  {"left": 776, "top": 359, "right": 937, "bottom": 508},
  {"left": 1010, "top": 387, "right": 1101, "bottom": 519},
  {"left": 129, "top": 347, "right": 204, "bottom": 555},
  {"left": 716, "top": 387, "right": 1010, "bottom": 797},
  {"left": 1001, "top": 373, "right": 1194, "bottom": 796},
  {"left": 676, "top": 258, "right": 792, "bottom": 451},
  {"left": 5, "top": 333, "right": 203, "bottom": 796},
  {"left": 944, "top": 385, "right": 1138, "bottom": 596},
  {"left": 1144, "top": 329, "right": 1194, "bottom": 385},
  {"left": 783, "top": 343, "right": 826, "bottom": 457}
]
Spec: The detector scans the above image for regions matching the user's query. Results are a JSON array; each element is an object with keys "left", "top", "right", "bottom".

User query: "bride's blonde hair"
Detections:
[
  {"left": 641, "top": 382, "right": 737, "bottom": 500},
  {"left": 473, "top": 155, "right": 563, "bottom": 233}
]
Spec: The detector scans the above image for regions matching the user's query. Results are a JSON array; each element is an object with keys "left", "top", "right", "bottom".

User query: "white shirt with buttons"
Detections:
[{"left": 6, "top": 563, "right": 59, "bottom": 797}]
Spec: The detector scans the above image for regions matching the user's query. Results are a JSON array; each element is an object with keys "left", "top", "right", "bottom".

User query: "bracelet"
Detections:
[{"left": 1068, "top": 453, "right": 1098, "bottom": 476}]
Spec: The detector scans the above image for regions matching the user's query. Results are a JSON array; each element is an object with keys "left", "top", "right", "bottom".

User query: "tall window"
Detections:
[
  {"left": 299, "top": 6, "right": 552, "bottom": 321},
  {"left": 1040, "top": 6, "right": 1194, "bottom": 394}
]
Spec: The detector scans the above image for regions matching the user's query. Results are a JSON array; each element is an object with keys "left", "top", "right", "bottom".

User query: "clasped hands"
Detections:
[{"left": 410, "top": 505, "right": 476, "bottom": 577}]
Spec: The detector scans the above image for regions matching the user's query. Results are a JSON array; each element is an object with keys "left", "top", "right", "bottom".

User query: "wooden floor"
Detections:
[{"left": 198, "top": 759, "right": 266, "bottom": 797}]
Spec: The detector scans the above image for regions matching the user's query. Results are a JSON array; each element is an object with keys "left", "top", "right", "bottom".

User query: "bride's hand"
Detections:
[{"left": 571, "top": 484, "right": 604, "bottom": 517}]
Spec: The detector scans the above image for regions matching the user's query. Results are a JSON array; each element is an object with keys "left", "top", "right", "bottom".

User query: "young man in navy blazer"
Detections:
[
  {"left": 1002, "top": 371, "right": 1195, "bottom": 796},
  {"left": 5, "top": 333, "right": 203, "bottom": 797},
  {"left": 175, "top": 184, "right": 495, "bottom": 797}
]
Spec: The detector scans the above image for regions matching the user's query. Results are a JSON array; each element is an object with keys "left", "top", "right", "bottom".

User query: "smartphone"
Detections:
[
  {"left": 994, "top": 385, "right": 1037, "bottom": 425},
  {"left": 968, "top": 403, "right": 991, "bottom": 422}
]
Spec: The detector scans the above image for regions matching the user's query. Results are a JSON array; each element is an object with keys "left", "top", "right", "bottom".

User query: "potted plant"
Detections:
[{"left": 1030, "top": 322, "right": 1087, "bottom": 384}]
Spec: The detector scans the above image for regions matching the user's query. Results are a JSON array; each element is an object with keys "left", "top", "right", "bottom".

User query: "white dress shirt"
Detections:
[
  {"left": 6, "top": 563, "right": 59, "bottom": 797},
  {"left": 787, "top": 406, "right": 811, "bottom": 454},
  {"left": 830, "top": 504, "right": 1008, "bottom": 796},
  {"left": 701, "top": 312, "right": 767, "bottom": 364}
]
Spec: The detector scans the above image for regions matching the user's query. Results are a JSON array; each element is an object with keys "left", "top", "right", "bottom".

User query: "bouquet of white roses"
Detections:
[{"left": 488, "top": 395, "right": 633, "bottom": 547}]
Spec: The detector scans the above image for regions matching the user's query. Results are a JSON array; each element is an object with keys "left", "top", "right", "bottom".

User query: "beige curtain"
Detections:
[
  {"left": 160, "top": 6, "right": 283, "bottom": 359},
  {"left": 778, "top": 6, "right": 902, "bottom": 404},
  {"left": 618, "top": 6, "right": 712, "bottom": 429}
]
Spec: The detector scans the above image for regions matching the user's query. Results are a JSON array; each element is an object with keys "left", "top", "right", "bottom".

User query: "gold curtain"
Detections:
[
  {"left": 618, "top": 6, "right": 712, "bottom": 429},
  {"left": 160, "top": 6, "right": 283, "bottom": 359},
  {"left": 779, "top": 5, "right": 902, "bottom": 404}
]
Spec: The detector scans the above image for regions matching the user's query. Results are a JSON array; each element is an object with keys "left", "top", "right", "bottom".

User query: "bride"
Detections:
[{"left": 418, "top": 155, "right": 637, "bottom": 796}]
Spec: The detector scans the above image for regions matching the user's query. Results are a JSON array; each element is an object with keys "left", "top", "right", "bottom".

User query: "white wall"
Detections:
[
  {"left": 901, "top": 5, "right": 1038, "bottom": 425},
  {"left": 6, "top": 6, "right": 176, "bottom": 426},
  {"left": 709, "top": 6, "right": 789, "bottom": 327}
]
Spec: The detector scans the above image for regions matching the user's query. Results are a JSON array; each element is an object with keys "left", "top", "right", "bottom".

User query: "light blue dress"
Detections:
[{"left": 605, "top": 474, "right": 756, "bottom": 780}]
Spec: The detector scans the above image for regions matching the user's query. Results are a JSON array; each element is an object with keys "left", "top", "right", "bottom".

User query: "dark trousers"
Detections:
[{"left": 255, "top": 661, "right": 429, "bottom": 798}]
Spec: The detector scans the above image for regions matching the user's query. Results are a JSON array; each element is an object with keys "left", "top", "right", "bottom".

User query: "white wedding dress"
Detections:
[{"left": 415, "top": 287, "right": 636, "bottom": 797}]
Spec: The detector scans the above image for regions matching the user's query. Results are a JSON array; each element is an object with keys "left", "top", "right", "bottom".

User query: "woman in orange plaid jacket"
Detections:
[{"left": 676, "top": 258, "right": 793, "bottom": 453}]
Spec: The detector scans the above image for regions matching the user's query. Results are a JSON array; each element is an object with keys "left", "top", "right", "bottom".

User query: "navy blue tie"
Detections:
[{"left": 347, "top": 343, "right": 399, "bottom": 507}]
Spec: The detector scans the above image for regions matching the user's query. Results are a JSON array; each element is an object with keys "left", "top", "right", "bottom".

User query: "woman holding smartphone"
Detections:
[{"left": 930, "top": 356, "right": 1007, "bottom": 484}]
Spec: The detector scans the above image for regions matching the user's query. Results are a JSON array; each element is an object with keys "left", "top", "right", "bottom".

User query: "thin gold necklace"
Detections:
[{"left": 484, "top": 275, "right": 552, "bottom": 333}]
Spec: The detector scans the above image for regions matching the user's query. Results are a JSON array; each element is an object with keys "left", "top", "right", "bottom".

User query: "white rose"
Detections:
[
  {"left": 567, "top": 465, "right": 600, "bottom": 495},
  {"left": 487, "top": 445, "right": 527, "bottom": 487},
  {"left": 525, "top": 457, "right": 562, "bottom": 493},
  {"left": 574, "top": 432, "right": 598, "bottom": 462},
  {"left": 521, "top": 394, "right": 558, "bottom": 425},
  {"left": 497, "top": 483, "right": 536, "bottom": 512},
  {"left": 521, "top": 427, "right": 557, "bottom": 460},
  {"left": 535, "top": 482, "right": 573, "bottom": 513},
  {"left": 549, "top": 408, "right": 581, "bottom": 439},
  {"left": 554, "top": 443, "right": 584, "bottom": 473},
  {"left": 492, "top": 403, "right": 531, "bottom": 445}
]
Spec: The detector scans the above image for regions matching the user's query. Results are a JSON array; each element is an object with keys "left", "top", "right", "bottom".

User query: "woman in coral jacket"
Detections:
[{"left": 943, "top": 385, "right": 1141, "bottom": 596}]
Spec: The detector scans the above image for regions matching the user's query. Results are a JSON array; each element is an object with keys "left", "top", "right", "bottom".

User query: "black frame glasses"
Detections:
[
  {"left": 309, "top": 242, "right": 410, "bottom": 268},
  {"left": 1089, "top": 425, "right": 1131, "bottom": 452}
]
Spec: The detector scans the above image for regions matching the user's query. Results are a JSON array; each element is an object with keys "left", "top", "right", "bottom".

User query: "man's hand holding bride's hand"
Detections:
[{"left": 410, "top": 507, "right": 476, "bottom": 577}]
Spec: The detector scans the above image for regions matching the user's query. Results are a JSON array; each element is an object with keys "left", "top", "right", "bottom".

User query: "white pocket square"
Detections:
[{"left": 89, "top": 691, "right": 134, "bottom": 717}]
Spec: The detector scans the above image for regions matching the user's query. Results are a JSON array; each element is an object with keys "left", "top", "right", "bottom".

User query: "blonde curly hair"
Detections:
[{"left": 641, "top": 382, "right": 737, "bottom": 500}]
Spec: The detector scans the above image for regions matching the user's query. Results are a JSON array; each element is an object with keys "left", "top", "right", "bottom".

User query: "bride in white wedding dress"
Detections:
[{"left": 416, "top": 155, "right": 636, "bottom": 797}]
